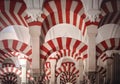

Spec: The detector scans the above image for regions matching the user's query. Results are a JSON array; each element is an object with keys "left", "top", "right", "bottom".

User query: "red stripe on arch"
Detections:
[
  {"left": 66, "top": 38, "right": 72, "bottom": 49},
  {"left": 0, "top": 0, "right": 5, "bottom": 11},
  {"left": 20, "top": 43, "right": 27, "bottom": 51},
  {"left": 2, "top": 40, "right": 12, "bottom": 52},
  {"left": 57, "top": 38, "right": 63, "bottom": 49},
  {"left": 26, "top": 49, "right": 32, "bottom": 56},
  {"left": 50, "top": 13, "right": 56, "bottom": 26},
  {"left": 73, "top": 3, "right": 82, "bottom": 26},
  {"left": 13, "top": 40, "right": 18, "bottom": 51},
  {"left": 79, "top": 14, "right": 86, "bottom": 30},
  {"left": 110, "top": 38, "right": 115, "bottom": 49},
  {"left": 66, "top": 0, "right": 72, "bottom": 23},
  {"left": 111, "top": 1, "right": 117, "bottom": 12},
  {"left": 48, "top": 40, "right": 56, "bottom": 51},
  {"left": 102, "top": 2, "right": 110, "bottom": 13},
  {"left": 101, "top": 41, "right": 108, "bottom": 50},
  {"left": 73, "top": 40, "right": 80, "bottom": 51},
  {"left": 0, "top": 17, "right": 8, "bottom": 27},
  {"left": 10, "top": 1, "right": 21, "bottom": 25},
  {"left": 79, "top": 45, "right": 87, "bottom": 53},
  {"left": 18, "top": 3, "right": 26, "bottom": 15},
  {"left": 55, "top": 0, "right": 63, "bottom": 23},
  {"left": 41, "top": 46, "right": 49, "bottom": 54},
  {"left": 96, "top": 46, "right": 102, "bottom": 56},
  {"left": 1, "top": 12, "right": 14, "bottom": 25}
]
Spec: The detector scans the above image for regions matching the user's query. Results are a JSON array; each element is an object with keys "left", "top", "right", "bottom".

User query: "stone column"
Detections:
[
  {"left": 76, "top": 59, "right": 84, "bottom": 84},
  {"left": 112, "top": 53, "right": 120, "bottom": 84},
  {"left": 19, "top": 58, "right": 27, "bottom": 84},
  {"left": 105, "top": 51, "right": 113, "bottom": 84},
  {"left": 29, "top": 26, "right": 41, "bottom": 82},
  {"left": 87, "top": 26, "right": 97, "bottom": 72},
  {"left": 86, "top": 26, "right": 97, "bottom": 84},
  {"left": 50, "top": 59, "right": 56, "bottom": 84}
]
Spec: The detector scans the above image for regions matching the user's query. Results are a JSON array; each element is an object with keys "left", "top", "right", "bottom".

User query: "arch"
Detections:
[
  {"left": 96, "top": 24, "right": 120, "bottom": 44},
  {"left": 0, "top": 67, "right": 33, "bottom": 80},
  {"left": 97, "top": 66, "right": 106, "bottom": 78},
  {"left": 0, "top": 51, "right": 19, "bottom": 64},
  {"left": 0, "top": 51, "right": 32, "bottom": 66},
  {"left": 55, "top": 62, "right": 79, "bottom": 77},
  {"left": 40, "top": 37, "right": 88, "bottom": 60},
  {"left": 101, "top": 0, "right": 120, "bottom": 15},
  {"left": 99, "top": 0, "right": 120, "bottom": 27},
  {"left": 40, "top": 0, "right": 98, "bottom": 43},
  {"left": 44, "top": 62, "right": 51, "bottom": 80},
  {"left": 55, "top": 49, "right": 82, "bottom": 61},
  {"left": 1, "top": 73, "right": 17, "bottom": 84},
  {"left": 60, "top": 71, "right": 77, "bottom": 84},
  {"left": 45, "top": 23, "right": 83, "bottom": 42},
  {"left": 55, "top": 62, "right": 79, "bottom": 84},
  {"left": 97, "top": 52, "right": 113, "bottom": 66},
  {"left": 96, "top": 38, "right": 120, "bottom": 57},
  {"left": 0, "top": 39, "right": 32, "bottom": 57},
  {"left": 0, "top": 67, "right": 22, "bottom": 77},
  {"left": 0, "top": 0, "right": 28, "bottom": 31},
  {"left": 2, "top": 63, "right": 15, "bottom": 68},
  {"left": 0, "top": 25, "right": 30, "bottom": 44}
]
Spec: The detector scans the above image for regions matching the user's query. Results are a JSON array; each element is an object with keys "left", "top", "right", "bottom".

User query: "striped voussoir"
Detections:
[
  {"left": 96, "top": 38, "right": 120, "bottom": 58},
  {"left": 99, "top": 0, "right": 120, "bottom": 27},
  {"left": 0, "top": 39, "right": 32, "bottom": 57},
  {"left": 0, "top": 0, "right": 28, "bottom": 31},
  {"left": 40, "top": 37, "right": 88, "bottom": 60},
  {"left": 55, "top": 62, "right": 79, "bottom": 77},
  {"left": 40, "top": 0, "right": 99, "bottom": 43},
  {"left": 0, "top": 67, "right": 33, "bottom": 80}
]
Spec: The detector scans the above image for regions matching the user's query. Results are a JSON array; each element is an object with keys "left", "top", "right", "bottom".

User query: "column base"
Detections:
[
  {"left": 85, "top": 72, "right": 97, "bottom": 84},
  {"left": 21, "top": 82, "right": 26, "bottom": 84}
]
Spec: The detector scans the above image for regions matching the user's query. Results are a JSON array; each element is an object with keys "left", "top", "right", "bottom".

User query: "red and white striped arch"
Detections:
[
  {"left": 101, "top": 0, "right": 120, "bottom": 16},
  {"left": 44, "top": 62, "right": 51, "bottom": 80},
  {"left": 97, "top": 52, "right": 113, "bottom": 64},
  {"left": 2, "top": 63, "right": 15, "bottom": 68},
  {"left": 96, "top": 38, "right": 120, "bottom": 57},
  {"left": 99, "top": 0, "right": 120, "bottom": 27},
  {"left": 55, "top": 62, "right": 79, "bottom": 77},
  {"left": 0, "top": 0, "right": 28, "bottom": 31},
  {"left": 0, "top": 67, "right": 33, "bottom": 80},
  {"left": 40, "top": 37, "right": 88, "bottom": 60},
  {"left": 0, "top": 39, "right": 32, "bottom": 56},
  {"left": 60, "top": 71, "right": 77, "bottom": 84},
  {"left": 55, "top": 49, "right": 83, "bottom": 61},
  {"left": 0, "top": 67, "right": 22, "bottom": 78},
  {"left": 0, "top": 51, "right": 20, "bottom": 64},
  {"left": 97, "top": 66, "right": 106, "bottom": 77},
  {"left": 0, "top": 51, "right": 32, "bottom": 66},
  {"left": 40, "top": 0, "right": 98, "bottom": 42},
  {"left": 1, "top": 73, "right": 17, "bottom": 84}
]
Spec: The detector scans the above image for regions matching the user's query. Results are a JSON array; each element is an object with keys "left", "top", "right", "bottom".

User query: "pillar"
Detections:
[
  {"left": 50, "top": 59, "right": 56, "bottom": 84},
  {"left": 112, "top": 53, "right": 120, "bottom": 84},
  {"left": 105, "top": 51, "right": 113, "bottom": 84},
  {"left": 85, "top": 25, "right": 97, "bottom": 84},
  {"left": 29, "top": 26, "right": 41, "bottom": 81},
  {"left": 76, "top": 59, "right": 84, "bottom": 84},
  {"left": 20, "top": 58, "right": 27, "bottom": 84}
]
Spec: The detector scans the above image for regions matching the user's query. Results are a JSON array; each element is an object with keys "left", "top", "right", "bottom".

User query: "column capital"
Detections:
[
  {"left": 81, "top": 0, "right": 102, "bottom": 22},
  {"left": 26, "top": 9, "right": 43, "bottom": 21},
  {"left": 86, "top": 25, "right": 98, "bottom": 36},
  {"left": 29, "top": 26, "right": 41, "bottom": 37},
  {"left": 19, "top": 58, "right": 27, "bottom": 66}
]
